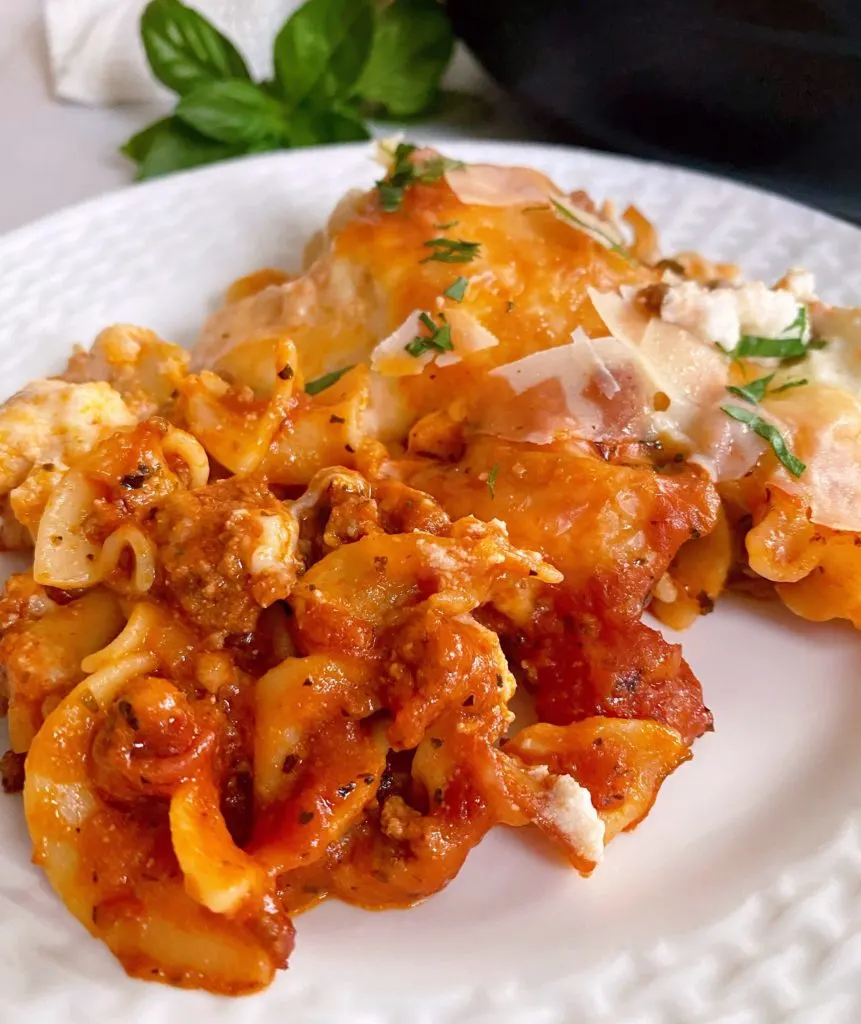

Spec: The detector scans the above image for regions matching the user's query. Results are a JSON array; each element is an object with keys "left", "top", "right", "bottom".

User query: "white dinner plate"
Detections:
[{"left": 1, "top": 141, "right": 861, "bottom": 1024}]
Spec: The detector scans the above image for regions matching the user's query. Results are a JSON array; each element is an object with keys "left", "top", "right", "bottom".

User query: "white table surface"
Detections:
[{"left": 0, "top": 5, "right": 528, "bottom": 237}]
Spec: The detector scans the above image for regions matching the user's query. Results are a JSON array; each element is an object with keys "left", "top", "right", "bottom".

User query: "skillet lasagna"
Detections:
[{"left": 1, "top": 142, "right": 859, "bottom": 993}]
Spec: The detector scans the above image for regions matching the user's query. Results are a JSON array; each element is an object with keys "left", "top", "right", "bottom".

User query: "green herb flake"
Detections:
[
  {"left": 487, "top": 463, "right": 499, "bottom": 499},
  {"left": 420, "top": 237, "right": 481, "bottom": 264},
  {"left": 721, "top": 405, "right": 806, "bottom": 477},
  {"left": 443, "top": 276, "right": 468, "bottom": 302},
  {"left": 433, "top": 220, "right": 460, "bottom": 230},
  {"left": 735, "top": 306, "right": 810, "bottom": 360},
  {"left": 305, "top": 364, "right": 355, "bottom": 396},
  {"left": 375, "top": 144, "right": 463, "bottom": 213},
  {"left": 725, "top": 374, "right": 774, "bottom": 405},
  {"left": 549, "top": 198, "right": 634, "bottom": 263},
  {"left": 405, "top": 312, "right": 453, "bottom": 357},
  {"left": 771, "top": 377, "right": 809, "bottom": 394}
]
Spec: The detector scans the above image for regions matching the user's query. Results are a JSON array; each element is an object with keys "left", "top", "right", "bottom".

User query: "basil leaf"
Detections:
[
  {"left": 356, "top": 0, "right": 454, "bottom": 117},
  {"left": 135, "top": 118, "right": 242, "bottom": 180},
  {"left": 305, "top": 365, "right": 355, "bottom": 395},
  {"left": 285, "top": 105, "right": 371, "bottom": 147},
  {"left": 725, "top": 374, "right": 774, "bottom": 405},
  {"left": 120, "top": 117, "right": 174, "bottom": 162},
  {"left": 721, "top": 405, "right": 806, "bottom": 477},
  {"left": 420, "top": 237, "right": 481, "bottom": 264},
  {"left": 735, "top": 306, "right": 810, "bottom": 360},
  {"left": 175, "top": 80, "right": 287, "bottom": 144},
  {"left": 734, "top": 335, "right": 807, "bottom": 359},
  {"left": 273, "top": 0, "right": 374, "bottom": 106},
  {"left": 140, "top": 0, "right": 250, "bottom": 96}
]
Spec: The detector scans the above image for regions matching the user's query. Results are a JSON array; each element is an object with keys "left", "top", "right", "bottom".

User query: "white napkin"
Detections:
[{"left": 45, "top": 0, "right": 302, "bottom": 106}]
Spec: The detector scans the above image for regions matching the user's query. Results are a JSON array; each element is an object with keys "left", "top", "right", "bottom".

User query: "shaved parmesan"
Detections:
[
  {"left": 588, "top": 287, "right": 649, "bottom": 347},
  {"left": 767, "top": 384, "right": 861, "bottom": 533},
  {"left": 444, "top": 164, "right": 554, "bottom": 207},
  {"left": 550, "top": 195, "right": 627, "bottom": 250},
  {"left": 482, "top": 287, "right": 770, "bottom": 481},
  {"left": 481, "top": 329, "right": 652, "bottom": 445},
  {"left": 444, "top": 164, "right": 628, "bottom": 256},
  {"left": 370, "top": 311, "right": 432, "bottom": 377},
  {"left": 435, "top": 310, "right": 499, "bottom": 367},
  {"left": 372, "top": 309, "right": 499, "bottom": 377},
  {"left": 589, "top": 287, "right": 769, "bottom": 480}
]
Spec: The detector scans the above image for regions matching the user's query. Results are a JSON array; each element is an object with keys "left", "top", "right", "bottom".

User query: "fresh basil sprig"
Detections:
[
  {"left": 140, "top": 0, "right": 251, "bottom": 95},
  {"left": 273, "top": 0, "right": 374, "bottom": 108},
  {"left": 357, "top": 0, "right": 455, "bottom": 117},
  {"left": 121, "top": 0, "right": 455, "bottom": 180}
]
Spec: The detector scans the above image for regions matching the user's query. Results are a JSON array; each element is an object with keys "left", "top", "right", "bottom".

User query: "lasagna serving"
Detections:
[{"left": 1, "top": 142, "right": 858, "bottom": 994}]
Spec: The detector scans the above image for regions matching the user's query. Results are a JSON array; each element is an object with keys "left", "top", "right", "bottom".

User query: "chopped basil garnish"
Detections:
[
  {"left": 725, "top": 374, "right": 774, "bottom": 404},
  {"left": 726, "top": 373, "right": 808, "bottom": 404},
  {"left": 721, "top": 405, "right": 806, "bottom": 477},
  {"left": 433, "top": 219, "right": 459, "bottom": 230},
  {"left": 735, "top": 335, "right": 807, "bottom": 359},
  {"left": 771, "top": 377, "right": 809, "bottom": 393},
  {"left": 405, "top": 312, "right": 453, "bottom": 357},
  {"left": 487, "top": 463, "right": 499, "bottom": 499},
  {"left": 420, "top": 237, "right": 481, "bottom": 264},
  {"left": 735, "top": 306, "right": 810, "bottom": 359},
  {"left": 376, "top": 143, "right": 463, "bottom": 212},
  {"left": 443, "top": 276, "right": 468, "bottom": 302},
  {"left": 305, "top": 364, "right": 355, "bottom": 395},
  {"left": 549, "top": 198, "right": 633, "bottom": 263}
]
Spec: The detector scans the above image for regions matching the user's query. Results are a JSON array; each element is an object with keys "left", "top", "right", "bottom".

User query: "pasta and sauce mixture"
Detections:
[{"left": 2, "top": 143, "right": 860, "bottom": 993}]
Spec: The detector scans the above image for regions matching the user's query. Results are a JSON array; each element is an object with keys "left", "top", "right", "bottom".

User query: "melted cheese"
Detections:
[
  {"left": 525, "top": 765, "right": 605, "bottom": 866},
  {"left": 0, "top": 380, "right": 135, "bottom": 494},
  {"left": 660, "top": 280, "right": 801, "bottom": 350}
]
